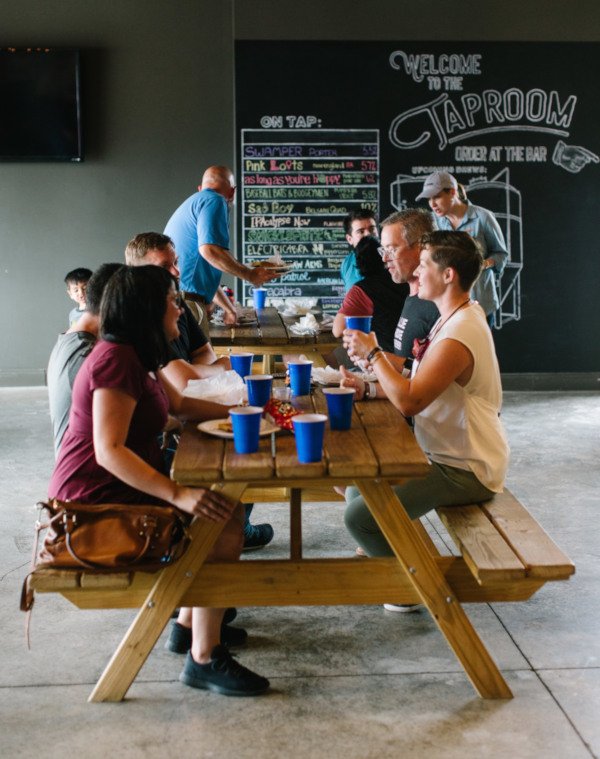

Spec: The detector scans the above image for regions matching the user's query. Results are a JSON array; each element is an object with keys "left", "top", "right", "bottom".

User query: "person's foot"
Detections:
[
  {"left": 165, "top": 615, "right": 247, "bottom": 654},
  {"left": 383, "top": 603, "right": 422, "bottom": 613},
  {"left": 179, "top": 646, "right": 269, "bottom": 696},
  {"left": 243, "top": 522, "right": 274, "bottom": 551}
]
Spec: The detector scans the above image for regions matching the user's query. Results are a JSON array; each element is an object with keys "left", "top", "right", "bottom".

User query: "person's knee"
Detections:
[{"left": 208, "top": 504, "right": 244, "bottom": 561}]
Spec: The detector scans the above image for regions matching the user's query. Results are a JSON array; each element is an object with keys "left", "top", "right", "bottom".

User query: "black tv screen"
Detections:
[{"left": 0, "top": 49, "right": 82, "bottom": 162}]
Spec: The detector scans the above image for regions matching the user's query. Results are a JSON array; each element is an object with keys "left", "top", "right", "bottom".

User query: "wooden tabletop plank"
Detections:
[
  {"left": 170, "top": 427, "right": 224, "bottom": 484},
  {"left": 256, "top": 307, "right": 289, "bottom": 345},
  {"left": 274, "top": 432, "right": 328, "bottom": 478},
  {"left": 223, "top": 438, "right": 276, "bottom": 481}
]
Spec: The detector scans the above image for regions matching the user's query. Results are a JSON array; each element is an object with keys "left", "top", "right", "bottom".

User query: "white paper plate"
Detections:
[{"left": 197, "top": 417, "right": 280, "bottom": 439}]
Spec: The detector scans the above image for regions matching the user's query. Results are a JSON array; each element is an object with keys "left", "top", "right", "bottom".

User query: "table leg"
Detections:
[
  {"left": 290, "top": 488, "right": 302, "bottom": 560},
  {"left": 88, "top": 482, "right": 247, "bottom": 702},
  {"left": 357, "top": 479, "right": 513, "bottom": 699}
]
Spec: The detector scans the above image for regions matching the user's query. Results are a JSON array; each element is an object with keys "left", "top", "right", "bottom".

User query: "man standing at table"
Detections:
[
  {"left": 339, "top": 209, "right": 379, "bottom": 292},
  {"left": 164, "top": 166, "right": 281, "bottom": 337}
]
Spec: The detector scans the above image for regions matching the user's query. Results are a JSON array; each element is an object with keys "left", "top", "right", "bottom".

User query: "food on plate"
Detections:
[{"left": 216, "top": 420, "right": 233, "bottom": 433}]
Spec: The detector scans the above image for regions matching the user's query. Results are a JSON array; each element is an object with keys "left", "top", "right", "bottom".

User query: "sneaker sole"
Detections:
[
  {"left": 383, "top": 603, "right": 422, "bottom": 613},
  {"left": 179, "top": 672, "right": 269, "bottom": 696}
]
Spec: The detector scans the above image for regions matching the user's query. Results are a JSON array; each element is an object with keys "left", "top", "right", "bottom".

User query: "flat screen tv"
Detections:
[{"left": 0, "top": 48, "right": 82, "bottom": 162}]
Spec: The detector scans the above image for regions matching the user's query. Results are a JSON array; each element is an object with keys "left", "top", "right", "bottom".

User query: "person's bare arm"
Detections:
[
  {"left": 92, "top": 387, "right": 233, "bottom": 521},
  {"left": 343, "top": 328, "right": 473, "bottom": 417},
  {"left": 158, "top": 368, "right": 231, "bottom": 421},
  {"left": 199, "top": 244, "right": 282, "bottom": 286},
  {"left": 161, "top": 356, "right": 230, "bottom": 393},
  {"left": 332, "top": 311, "right": 346, "bottom": 337}
]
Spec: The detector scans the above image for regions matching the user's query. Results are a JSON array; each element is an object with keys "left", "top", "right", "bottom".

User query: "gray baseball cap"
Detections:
[{"left": 415, "top": 171, "right": 458, "bottom": 201}]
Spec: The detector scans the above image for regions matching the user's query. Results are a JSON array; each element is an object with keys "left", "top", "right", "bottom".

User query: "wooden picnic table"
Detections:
[
  {"left": 209, "top": 306, "right": 341, "bottom": 372},
  {"left": 78, "top": 388, "right": 532, "bottom": 703}
]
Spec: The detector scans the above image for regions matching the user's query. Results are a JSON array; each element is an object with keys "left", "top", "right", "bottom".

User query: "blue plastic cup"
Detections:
[
  {"left": 229, "top": 406, "right": 263, "bottom": 454},
  {"left": 344, "top": 315, "right": 372, "bottom": 333},
  {"left": 288, "top": 361, "right": 313, "bottom": 396},
  {"left": 292, "top": 414, "right": 327, "bottom": 463},
  {"left": 230, "top": 352, "right": 254, "bottom": 381},
  {"left": 253, "top": 288, "right": 267, "bottom": 309},
  {"left": 323, "top": 387, "right": 355, "bottom": 430},
  {"left": 245, "top": 374, "right": 273, "bottom": 406}
]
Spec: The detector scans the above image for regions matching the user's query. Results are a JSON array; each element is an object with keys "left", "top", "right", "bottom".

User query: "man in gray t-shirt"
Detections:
[{"left": 47, "top": 263, "right": 123, "bottom": 457}]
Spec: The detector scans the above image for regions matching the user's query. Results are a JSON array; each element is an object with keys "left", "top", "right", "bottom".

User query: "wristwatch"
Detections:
[{"left": 363, "top": 381, "right": 377, "bottom": 400}]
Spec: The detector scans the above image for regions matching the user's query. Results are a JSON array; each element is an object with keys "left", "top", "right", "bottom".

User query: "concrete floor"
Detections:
[{"left": 1, "top": 387, "right": 599, "bottom": 759}]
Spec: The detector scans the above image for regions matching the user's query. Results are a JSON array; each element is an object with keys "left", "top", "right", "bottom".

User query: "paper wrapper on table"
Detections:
[
  {"left": 289, "top": 313, "right": 320, "bottom": 335},
  {"left": 273, "top": 297, "right": 319, "bottom": 316},
  {"left": 263, "top": 398, "right": 304, "bottom": 431},
  {"left": 183, "top": 370, "right": 247, "bottom": 405}
]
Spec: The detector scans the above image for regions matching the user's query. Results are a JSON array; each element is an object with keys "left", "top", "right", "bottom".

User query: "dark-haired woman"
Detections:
[
  {"left": 332, "top": 235, "right": 409, "bottom": 353},
  {"left": 49, "top": 265, "right": 269, "bottom": 697}
]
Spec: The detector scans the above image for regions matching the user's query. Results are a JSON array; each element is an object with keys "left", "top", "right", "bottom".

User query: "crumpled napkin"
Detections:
[
  {"left": 276, "top": 297, "right": 319, "bottom": 316},
  {"left": 289, "top": 312, "right": 334, "bottom": 334},
  {"left": 289, "top": 312, "right": 320, "bottom": 334},
  {"left": 183, "top": 370, "right": 247, "bottom": 405}
]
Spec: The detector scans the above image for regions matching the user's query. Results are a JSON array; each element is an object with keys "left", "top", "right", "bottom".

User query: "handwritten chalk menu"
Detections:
[
  {"left": 240, "top": 129, "right": 379, "bottom": 311},
  {"left": 235, "top": 41, "right": 600, "bottom": 373}
]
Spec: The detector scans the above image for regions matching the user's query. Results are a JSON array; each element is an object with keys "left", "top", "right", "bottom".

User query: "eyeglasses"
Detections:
[
  {"left": 169, "top": 292, "right": 185, "bottom": 309},
  {"left": 377, "top": 245, "right": 404, "bottom": 260}
]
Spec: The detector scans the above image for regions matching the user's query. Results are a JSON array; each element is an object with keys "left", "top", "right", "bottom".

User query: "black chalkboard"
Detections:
[{"left": 235, "top": 41, "right": 600, "bottom": 373}]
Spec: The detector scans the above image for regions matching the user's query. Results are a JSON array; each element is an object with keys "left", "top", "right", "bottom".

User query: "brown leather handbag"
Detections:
[{"left": 34, "top": 498, "right": 191, "bottom": 572}]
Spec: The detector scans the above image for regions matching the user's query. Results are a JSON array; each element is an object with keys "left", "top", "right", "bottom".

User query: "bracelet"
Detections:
[
  {"left": 366, "top": 346, "right": 382, "bottom": 363},
  {"left": 370, "top": 350, "right": 385, "bottom": 367}
]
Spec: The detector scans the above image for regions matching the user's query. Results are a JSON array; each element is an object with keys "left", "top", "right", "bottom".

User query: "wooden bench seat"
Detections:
[
  {"left": 436, "top": 488, "right": 575, "bottom": 585},
  {"left": 26, "top": 489, "right": 574, "bottom": 607}
]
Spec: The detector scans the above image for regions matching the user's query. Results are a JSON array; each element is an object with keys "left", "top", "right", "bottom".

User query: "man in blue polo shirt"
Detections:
[{"left": 164, "top": 166, "right": 281, "bottom": 337}]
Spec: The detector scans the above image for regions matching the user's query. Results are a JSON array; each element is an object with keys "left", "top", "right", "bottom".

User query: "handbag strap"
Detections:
[{"left": 20, "top": 501, "right": 54, "bottom": 647}]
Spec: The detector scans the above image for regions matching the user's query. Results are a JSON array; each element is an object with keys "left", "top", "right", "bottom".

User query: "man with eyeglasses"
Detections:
[
  {"left": 340, "top": 209, "right": 379, "bottom": 291},
  {"left": 341, "top": 208, "right": 439, "bottom": 402}
]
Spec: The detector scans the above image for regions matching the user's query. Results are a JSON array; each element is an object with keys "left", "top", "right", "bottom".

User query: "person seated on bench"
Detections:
[
  {"left": 48, "top": 265, "right": 269, "bottom": 697},
  {"left": 341, "top": 230, "right": 509, "bottom": 611}
]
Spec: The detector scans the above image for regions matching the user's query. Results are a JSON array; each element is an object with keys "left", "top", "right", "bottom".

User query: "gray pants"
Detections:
[{"left": 344, "top": 461, "right": 494, "bottom": 557}]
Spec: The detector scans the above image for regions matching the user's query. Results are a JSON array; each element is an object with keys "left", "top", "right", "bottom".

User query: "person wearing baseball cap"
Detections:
[{"left": 415, "top": 171, "right": 508, "bottom": 326}]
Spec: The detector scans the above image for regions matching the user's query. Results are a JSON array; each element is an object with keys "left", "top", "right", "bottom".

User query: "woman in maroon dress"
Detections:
[{"left": 49, "top": 265, "right": 269, "bottom": 697}]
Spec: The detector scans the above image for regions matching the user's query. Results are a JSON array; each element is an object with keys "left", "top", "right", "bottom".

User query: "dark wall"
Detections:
[{"left": 1, "top": 0, "right": 599, "bottom": 384}]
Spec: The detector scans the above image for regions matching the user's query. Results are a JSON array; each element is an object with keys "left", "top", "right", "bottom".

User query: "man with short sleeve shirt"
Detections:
[{"left": 164, "top": 166, "right": 282, "bottom": 337}]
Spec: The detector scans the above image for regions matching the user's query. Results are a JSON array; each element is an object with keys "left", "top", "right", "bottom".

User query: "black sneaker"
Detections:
[
  {"left": 243, "top": 523, "right": 274, "bottom": 551},
  {"left": 165, "top": 619, "right": 247, "bottom": 654},
  {"left": 223, "top": 607, "right": 237, "bottom": 625},
  {"left": 180, "top": 646, "right": 269, "bottom": 696}
]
